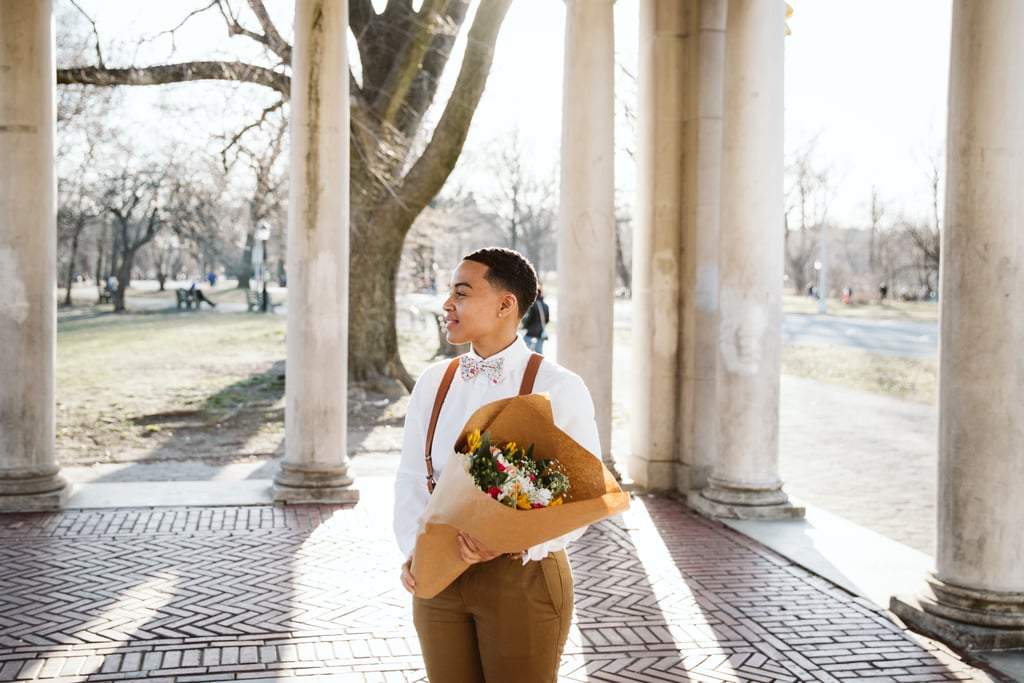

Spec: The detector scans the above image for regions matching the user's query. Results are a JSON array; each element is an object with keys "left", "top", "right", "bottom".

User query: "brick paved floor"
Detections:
[{"left": 0, "top": 488, "right": 1010, "bottom": 682}]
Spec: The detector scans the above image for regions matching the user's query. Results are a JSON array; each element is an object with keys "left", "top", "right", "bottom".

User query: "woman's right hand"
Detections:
[{"left": 400, "top": 555, "right": 416, "bottom": 594}]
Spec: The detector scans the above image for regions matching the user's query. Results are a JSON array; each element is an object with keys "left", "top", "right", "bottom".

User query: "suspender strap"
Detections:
[
  {"left": 424, "top": 352, "right": 544, "bottom": 493},
  {"left": 424, "top": 358, "right": 460, "bottom": 493},
  {"left": 518, "top": 352, "right": 543, "bottom": 395}
]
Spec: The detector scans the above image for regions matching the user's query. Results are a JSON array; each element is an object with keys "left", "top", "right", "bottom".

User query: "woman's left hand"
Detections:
[{"left": 457, "top": 532, "right": 501, "bottom": 564}]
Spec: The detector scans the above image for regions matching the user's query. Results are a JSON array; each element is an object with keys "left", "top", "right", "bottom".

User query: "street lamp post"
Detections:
[{"left": 255, "top": 221, "right": 271, "bottom": 313}]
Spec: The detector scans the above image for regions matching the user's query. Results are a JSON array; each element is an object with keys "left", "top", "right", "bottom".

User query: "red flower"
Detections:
[{"left": 487, "top": 487, "right": 501, "bottom": 499}]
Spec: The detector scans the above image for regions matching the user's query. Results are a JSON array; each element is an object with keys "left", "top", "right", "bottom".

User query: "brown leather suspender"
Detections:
[
  {"left": 518, "top": 353, "right": 542, "bottom": 395},
  {"left": 423, "top": 352, "right": 543, "bottom": 493},
  {"left": 424, "top": 358, "right": 459, "bottom": 493}
]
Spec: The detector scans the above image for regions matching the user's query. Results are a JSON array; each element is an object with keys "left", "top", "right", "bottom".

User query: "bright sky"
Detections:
[
  {"left": 476, "top": 0, "right": 953, "bottom": 228},
  {"left": 67, "top": 0, "right": 953, "bottom": 228}
]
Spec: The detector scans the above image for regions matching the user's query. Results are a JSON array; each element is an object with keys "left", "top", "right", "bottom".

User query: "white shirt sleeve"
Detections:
[{"left": 392, "top": 362, "right": 444, "bottom": 559}]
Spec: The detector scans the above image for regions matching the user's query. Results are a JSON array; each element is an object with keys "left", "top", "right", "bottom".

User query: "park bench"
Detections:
[
  {"left": 246, "top": 289, "right": 275, "bottom": 312},
  {"left": 176, "top": 288, "right": 198, "bottom": 310}
]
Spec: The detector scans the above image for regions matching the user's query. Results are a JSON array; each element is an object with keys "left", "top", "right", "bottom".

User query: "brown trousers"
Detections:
[{"left": 413, "top": 550, "right": 574, "bottom": 682}]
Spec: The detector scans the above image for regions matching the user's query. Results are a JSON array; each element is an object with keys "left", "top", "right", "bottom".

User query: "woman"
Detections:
[{"left": 394, "top": 247, "right": 601, "bottom": 682}]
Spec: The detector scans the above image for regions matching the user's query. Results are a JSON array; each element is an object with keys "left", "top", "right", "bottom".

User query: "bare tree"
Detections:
[
  {"left": 57, "top": 124, "right": 104, "bottom": 305},
  {"left": 614, "top": 193, "right": 633, "bottom": 295},
  {"left": 484, "top": 130, "right": 557, "bottom": 271},
  {"left": 57, "top": 176, "right": 102, "bottom": 305},
  {"left": 58, "top": 0, "right": 513, "bottom": 389},
  {"left": 899, "top": 154, "right": 942, "bottom": 295},
  {"left": 784, "top": 137, "right": 832, "bottom": 294},
  {"left": 102, "top": 164, "right": 174, "bottom": 311},
  {"left": 867, "top": 186, "right": 884, "bottom": 272}
]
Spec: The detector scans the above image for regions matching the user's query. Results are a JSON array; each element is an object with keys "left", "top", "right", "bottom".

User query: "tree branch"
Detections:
[
  {"left": 349, "top": 0, "right": 377, "bottom": 39},
  {"left": 69, "top": 0, "right": 106, "bottom": 68},
  {"left": 395, "top": 0, "right": 470, "bottom": 134},
  {"left": 373, "top": 0, "right": 447, "bottom": 125},
  {"left": 396, "top": 0, "right": 511, "bottom": 216},
  {"left": 58, "top": 61, "right": 290, "bottom": 96},
  {"left": 244, "top": 0, "right": 292, "bottom": 63},
  {"left": 219, "top": 99, "right": 286, "bottom": 170}
]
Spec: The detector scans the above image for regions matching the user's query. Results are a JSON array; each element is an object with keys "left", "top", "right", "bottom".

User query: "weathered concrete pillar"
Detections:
[
  {"left": 630, "top": 0, "right": 685, "bottom": 490},
  {"left": 0, "top": 0, "right": 68, "bottom": 512},
  {"left": 558, "top": 0, "right": 617, "bottom": 465},
  {"left": 690, "top": 0, "right": 800, "bottom": 519},
  {"left": 892, "top": 0, "right": 1024, "bottom": 647},
  {"left": 680, "top": 0, "right": 725, "bottom": 493},
  {"left": 273, "top": 0, "right": 358, "bottom": 505},
  {"left": 631, "top": 0, "right": 724, "bottom": 494}
]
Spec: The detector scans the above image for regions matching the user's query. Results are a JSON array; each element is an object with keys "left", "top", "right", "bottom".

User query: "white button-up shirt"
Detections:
[{"left": 393, "top": 336, "right": 602, "bottom": 561}]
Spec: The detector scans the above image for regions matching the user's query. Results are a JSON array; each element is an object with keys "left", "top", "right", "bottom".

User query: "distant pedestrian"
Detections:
[
  {"left": 879, "top": 281, "right": 888, "bottom": 301},
  {"left": 190, "top": 282, "right": 216, "bottom": 308},
  {"left": 522, "top": 287, "right": 550, "bottom": 354}
]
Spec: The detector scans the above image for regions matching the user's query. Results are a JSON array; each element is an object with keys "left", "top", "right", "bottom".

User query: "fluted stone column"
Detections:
[
  {"left": 680, "top": 0, "right": 725, "bottom": 493},
  {"left": 631, "top": 0, "right": 725, "bottom": 494},
  {"left": 0, "top": 0, "right": 68, "bottom": 512},
  {"left": 273, "top": 0, "right": 358, "bottom": 505},
  {"left": 891, "top": 0, "right": 1024, "bottom": 647},
  {"left": 558, "top": 0, "right": 617, "bottom": 465},
  {"left": 691, "top": 0, "right": 800, "bottom": 519},
  {"left": 630, "top": 0, "right": 684, "bottom": 490}
]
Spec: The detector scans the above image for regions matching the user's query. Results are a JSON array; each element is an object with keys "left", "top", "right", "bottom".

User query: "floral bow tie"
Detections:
[{"left": 460, "top": 355, "right": 505, "bottom": 384}]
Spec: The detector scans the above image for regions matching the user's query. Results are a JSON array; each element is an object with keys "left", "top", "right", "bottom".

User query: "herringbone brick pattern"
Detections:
[{"left": 0, "top": 495, "right": 1007, "bottom": 682}]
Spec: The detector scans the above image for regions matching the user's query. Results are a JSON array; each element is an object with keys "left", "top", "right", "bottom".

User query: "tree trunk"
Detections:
[
  {"left": 63, "top": 227, "right": 81, "bottom": 307},
  {"left": 348, "top": 228, "right": 412, "bottom": 389}
]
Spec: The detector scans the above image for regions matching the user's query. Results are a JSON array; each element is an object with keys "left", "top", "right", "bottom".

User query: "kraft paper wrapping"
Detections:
[{"left": 410, "top": 393, "right": 631, "bottom": 599}]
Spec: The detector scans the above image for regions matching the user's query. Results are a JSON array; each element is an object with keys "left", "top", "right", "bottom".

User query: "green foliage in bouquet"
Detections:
[{"left": 461, "top": 428, "right": 570, "bottom": 510}]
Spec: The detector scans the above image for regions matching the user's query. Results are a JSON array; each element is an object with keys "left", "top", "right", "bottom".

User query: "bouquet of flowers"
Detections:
[
  {"left": 463, "top": 428, "right": 569, "bottom": 510},
  {"left": 410, "top": 393, "right": 630, "bottom": 599}
]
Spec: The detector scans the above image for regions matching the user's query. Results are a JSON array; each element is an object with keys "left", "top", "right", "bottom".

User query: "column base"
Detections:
[
  {"left": 273, "top": 461, "right": 359, "bottom": 506},
  {"left": 0, "top": 469, "right": 69, "bottom": 512},
  {"left": 688, "top": 478, "right": 805, "bottom": 520},
  {"left": 891, "top": 583, "right": 1024, "bottom": 650}
]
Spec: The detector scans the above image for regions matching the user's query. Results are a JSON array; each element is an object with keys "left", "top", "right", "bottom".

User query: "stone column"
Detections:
[
  {"left": 558, "top": 0, "right": 617, "bottom": 464},
  {"left": 679, "top": 0, "right": 725, "bottom": 493},
  {"left": 630, "top": 0, "right": 684, "bottom": 490},
  {"left": 891, "top": 0, "right": 1024, "bottom": 647},
  {"left": 273, "top": 0, "right": 358, "bottom": 505},
  {"left": 0, "top": 0, "right": 68, "bottom": 512},
  {"left": 690, "top": 0, "right": 800, "bottom": 519}
]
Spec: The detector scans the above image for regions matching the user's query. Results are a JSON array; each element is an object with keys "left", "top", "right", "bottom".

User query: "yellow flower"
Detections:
[
  {"left": 516, "top": 492, "right": 531, "bottom": 510},
  {"left": 467, "top": 429, "right": 482, "bottom": 453},
  {"left": 549, "top": 497, "right": 563, "bottom": 507},
  {"left": 504, "top": 441, "right": 518, "bottom": 455}
]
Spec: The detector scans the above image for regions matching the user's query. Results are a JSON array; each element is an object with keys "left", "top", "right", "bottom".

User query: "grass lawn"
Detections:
[
  {"left": 57, "top": 309, "right": 287, "bottom": 464},
  {"left": 54, "top": 291, "right": 936, "bottom": 466},
  {"left": 780, "top": 293, "right": 937, "bottom": 404}
]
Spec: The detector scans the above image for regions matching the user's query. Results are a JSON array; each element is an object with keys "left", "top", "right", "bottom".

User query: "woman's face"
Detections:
[{"left": 442, "top": 260, "right": 516, "bottom": 352}]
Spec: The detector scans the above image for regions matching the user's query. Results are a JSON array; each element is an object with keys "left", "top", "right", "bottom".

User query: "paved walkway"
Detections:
[{"left": 0, "top": 477, "right": 1011, "bottom": 683}]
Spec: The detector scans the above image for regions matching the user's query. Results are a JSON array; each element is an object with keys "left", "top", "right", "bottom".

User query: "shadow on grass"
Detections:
[{"left": 79, "top": 360, "right": 289, "bottom": 482}]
